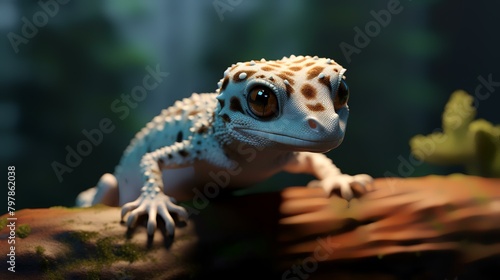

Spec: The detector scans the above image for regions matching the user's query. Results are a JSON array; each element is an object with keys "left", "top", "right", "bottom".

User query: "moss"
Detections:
[
  {"left": 85, "top": 269, "right": 101, "bottom": 280},
  {"left": 35, "top": 245, "right": 62, "bottom": 277},
  {"left": 68, "top": 230, "right": 99, "bottom": 243},
  {"left": 63, "top": 230, "right": 145, "bottom": 260},
  {"left": 49, "top": 205, "right": 107, "bottom": 211},
  {"left": 63, "top": 259, "right": 104, "bottom": 276},
  {"left": 35, "top": 245, "right": 51, "bottom": 272},
  {"left": 95, "top": 237, "right": 145, "bottom": 264},
  {"left": 49, "top": 206, "right": 69, "bottom": 209},
  {"left": 96, "top": 237, "right": 116, "bottom": 262},
  {"left": 90, "top": 204, "right": 110, "bottom": 209},
  {"left": 44, "top": 270, "right": 64, "bottom": 280},
  {"left": 116, "top": 241, "right": 143, "bottom": 263},
  {"left": 48, "top": 206, "right": 80, "bottom": 211},
  {"left": 16, "top": 224, "right": 31, "bottom": 238},
  {"left": 35, "top": 245, "right": 46, "bottom": 255},
  {"left": 42, "top": 229, "right": 147, "bottom": 277},
  {"left": 0, "top": 217, "right": 7, "bottom": 230}
]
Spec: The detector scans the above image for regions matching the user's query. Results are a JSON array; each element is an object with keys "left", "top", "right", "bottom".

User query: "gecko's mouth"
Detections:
[{"left": 234, "top": 127, "right": 342, "bottom": 152}]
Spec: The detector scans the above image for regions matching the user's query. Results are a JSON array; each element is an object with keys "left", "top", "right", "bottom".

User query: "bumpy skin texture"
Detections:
[{"left": 76, "top": 55, "right": 373, "bottom": 237}]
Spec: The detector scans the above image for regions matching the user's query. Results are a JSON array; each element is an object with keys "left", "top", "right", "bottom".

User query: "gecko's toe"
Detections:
[
  {"left": 147, "top": 207, "right": 158, "bottom": 235},
  {"left": 121, "top": 199, "right": 140, "bottom": 220},
  {"left": 353, "top": 174, "right": 374, "bottom": 192},
  {"left": 121, "top": 207, "right": 130, "bottom": 221},
  {"left": 167, "top": 203, "right": 189, "bottom": 220},
  {"left": 127, "top": 213, "right": 138, "bottom": 228},
  {"left": 339, "top": 181, "right": 354, "bottom": 201},
  {"left": 158, "top": 203, "right": 176, "bottom": 236},
  {"left": 127, "top": 204, "right": 146, "bottom": 227},
  {"left": 306, "top": 180, "right": 322, "bottom": 189}
]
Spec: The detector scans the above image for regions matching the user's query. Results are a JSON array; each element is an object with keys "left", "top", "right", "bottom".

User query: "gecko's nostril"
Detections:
[{"left": 307, "top": 118, "right": 318, "bottom": 129}]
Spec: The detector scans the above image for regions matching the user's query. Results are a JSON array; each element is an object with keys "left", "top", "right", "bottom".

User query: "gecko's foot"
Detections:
[
  {"left": 307, "top": 173, "right": 373, "bottom": 201},
  {"left": 121, "top": 192, "right": 189, "bottom": 237}
]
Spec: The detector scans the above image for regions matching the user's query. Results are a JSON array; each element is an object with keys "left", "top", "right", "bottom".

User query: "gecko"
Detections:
[{"left": 76, "top": 55, "right": 373, "bottom": 238}]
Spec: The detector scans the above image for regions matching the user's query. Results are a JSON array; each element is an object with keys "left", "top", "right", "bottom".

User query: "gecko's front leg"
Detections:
[
  {"left": 283, "top": 152, "right": 373, "bottom": 200},
  {"left": 121, "top": 143, "right": 190, "bottom": 236}
]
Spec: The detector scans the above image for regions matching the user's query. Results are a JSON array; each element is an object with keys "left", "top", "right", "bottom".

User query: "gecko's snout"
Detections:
[
  {"left": 301, "top": 115, "right": 345, "bottom": 152},
  {"left": 305, "top": 116, "right": 332, "bottom": 135}
]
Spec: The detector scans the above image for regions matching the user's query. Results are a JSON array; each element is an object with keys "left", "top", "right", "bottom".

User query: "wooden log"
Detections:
[{"left": 1, "top": 175, "right": 499, "bottom": 279}]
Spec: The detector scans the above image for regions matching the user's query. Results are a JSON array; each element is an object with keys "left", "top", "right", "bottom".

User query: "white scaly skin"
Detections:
[{"left": 76, "top": 55, "right": 373, "bottom": 237}]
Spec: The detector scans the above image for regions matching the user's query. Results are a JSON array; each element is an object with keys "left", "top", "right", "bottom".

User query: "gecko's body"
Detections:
[{"left": 77, "top": 55, "right": 372, "bottom": 237}]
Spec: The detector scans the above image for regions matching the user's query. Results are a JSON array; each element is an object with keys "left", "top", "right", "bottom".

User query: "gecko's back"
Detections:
[{"left": 114, "top": 93, "right": 218, "bottom": 202}]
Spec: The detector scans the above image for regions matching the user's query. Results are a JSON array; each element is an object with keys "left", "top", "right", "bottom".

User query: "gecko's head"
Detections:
[{"left": 215, "top": 55, "right": 350, "bottom": 153}]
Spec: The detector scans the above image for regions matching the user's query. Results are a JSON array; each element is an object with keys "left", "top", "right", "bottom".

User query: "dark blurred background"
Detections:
[{"left": 1, "top": 0, "right": 498, "bottom": 210}]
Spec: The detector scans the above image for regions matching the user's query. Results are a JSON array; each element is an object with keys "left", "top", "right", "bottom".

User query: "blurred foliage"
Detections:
[
  {"left": 0, "top": 0, "right": 499, "bottom": 209},
  {"left": 411, "top": 91, "right": 500, "bottom": 177}
]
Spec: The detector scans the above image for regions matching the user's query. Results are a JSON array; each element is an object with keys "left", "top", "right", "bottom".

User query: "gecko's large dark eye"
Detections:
[
  {"left": 334, "top": 79, "right": 349, "bottom": 111},
  {"left": 247, "top": 86, "right": 278, "bottom": 119}
]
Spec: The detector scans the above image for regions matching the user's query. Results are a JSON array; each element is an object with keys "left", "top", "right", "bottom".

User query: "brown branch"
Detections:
[{"left": 279, "top": 175, "right": 500, "bottom": 264}]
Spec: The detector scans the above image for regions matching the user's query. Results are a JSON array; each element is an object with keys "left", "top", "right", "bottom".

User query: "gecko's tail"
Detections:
[
  {"left": 75, "top": 186, "right": 97, "bottom": 207},
  {"left": 75, "top": 173, "right": 119, "bottom": 207}
]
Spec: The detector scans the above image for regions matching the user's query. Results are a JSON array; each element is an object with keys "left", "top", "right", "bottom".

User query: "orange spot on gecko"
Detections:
[
  {"left": 277, "top": 73, "right": 295, "bottom": 85},
  {"left": 307, "top": 66, "right": 324, "bottom": 80},
  {"left": 301, "top": 84, "right": 317, "bottom": 100},
  {"left": 220, "top": 77, "right": 229, "bottom": 91},
  {"left": 306, "top": 103, "right": 325, "bottom": 112},
  {"left": 268, "top": 63, "right": 282, "bottom": 67},
  {"left": 281, "top": 70, "right": 295, "bottom": 76},
  {"left": 261, "top": 66, "right": 276, "bottom": 71},
  {"left": 233, "top": 70, "right": 256, "bottom": 82},
  {"left": 318, "top": 75, "right": 331, "bottom": 90}
]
